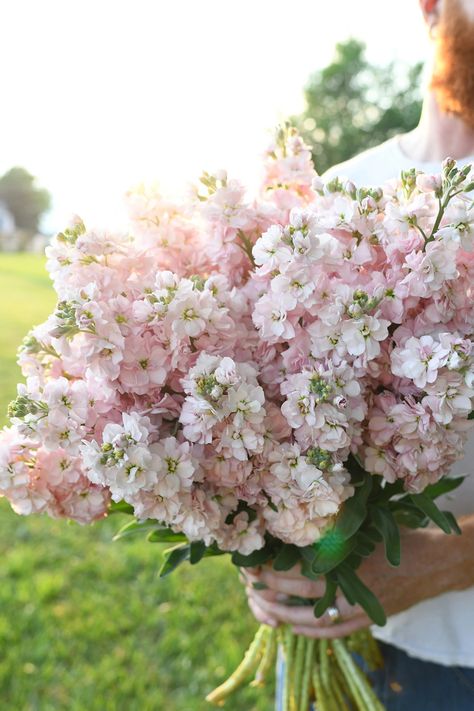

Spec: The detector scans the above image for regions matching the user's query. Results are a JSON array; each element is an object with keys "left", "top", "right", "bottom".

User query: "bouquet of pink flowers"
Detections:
[{"left": 2, "top": 125, "right": 474, "bottom": 710}]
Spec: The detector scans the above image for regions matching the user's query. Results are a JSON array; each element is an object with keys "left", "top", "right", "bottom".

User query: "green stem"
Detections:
[
  {"left": 320, "top": 644, "right": 339, "bottom": 711},
  {"left": 428, "top": 187, "right": 465, "bottom": 242},
  {"left": 277, "top": 627, "right": 287, "bottom": 658},
  {"left": 236, "top": 229, "right": 256, "bottom": 266},
  {"left": 329, "top": 673, "right": 350, "bottom": 711},
  {"left": 331, "top": 662, "right": 353, "bottom": 709},
  {"left": 205, "top": 625, "right": 266, "bottom": 705},
  {"left": 319, "top": 639, "right": 331, "bottom": 693},
  {"left": 428, "top": 195, "right": 447, "bottom": 241},
  {"left": 251, "top": 626, "right": 277, "bottom": 687},
  {"left": 312, "top": 664, "right": 331, "bottom": 711},
  {"left": 414, "top": 222, "right": 428, "bottom": 242},
  {"left": 354, "top": 629, "right": 383, "bottom": 671},
  {"left": 292, "top": 635, "right": 306, "bottom": 710},
  {"left": 332, "top": 648, "right": 367, "bottom": 711},
  {"left": 332, "top": 638, "right": 385, "bottom": 711},
  {"left": 299, "top": 638, "right": 315, "bottom": 711},
  {"left": 283, "top": 627, "right": 295, "bottom": 711}
]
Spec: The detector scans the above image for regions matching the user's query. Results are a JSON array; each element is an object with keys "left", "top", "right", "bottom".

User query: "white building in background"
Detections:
[
  {"left": 0, "top": 201, "right": 21, "bottom": 251},
  {"left": 0, "top": 201, "right": 15, "bottom": 233},
  {"left": 30, "top": 232, "right": 51, "bottom": 254},
  {"left": 0, "top": 201, "right": 51, "bottom": 253}
]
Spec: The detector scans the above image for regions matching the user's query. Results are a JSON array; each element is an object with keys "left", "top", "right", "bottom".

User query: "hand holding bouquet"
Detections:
[{"left": 2, "top": 126, "right": 474, "bottom": 709}]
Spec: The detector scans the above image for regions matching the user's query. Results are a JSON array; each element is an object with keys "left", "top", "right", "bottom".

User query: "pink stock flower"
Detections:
[
  {"left": 253, "top": 293, "right": 297, "bottom": 342},
  {"left": 2, "top": 131, "right": 474, "bottom": 543},
  {"left": 150, "top": 437, "right": 197, "bottom": 497},
  {"left": 391, "top": 335, "right": 450, "bottom": 388},
  {"left": 340, "top": 315, "right": 389, "bottom": 359},
  {"left": 119, "top": 334, "right": 168, "bottom": 394}
]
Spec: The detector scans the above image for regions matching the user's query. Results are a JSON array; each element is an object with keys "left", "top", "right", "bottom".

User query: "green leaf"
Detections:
[
  {"left": 376, "top": 478, "right": 405, "bottom": 501},
  {"left": 299, "top": 546, "right": 319, "bottom": 580},
  {"left": 113, "top": 519, "right": 161, "bottom": 541},
  {"left": 335, "top": 472, "right": 372, "bottom": 539},
  {"left": 108, "top": 501, "right": 135, "bottom": 515},
  {"left": 300, "top": 557, "right": 320, "bottom": 581},
  {"left": 312, "top": 528, "right": 355, "bottom": 574},
  {"left": 231, "top": 544, "right": 274, "bottom": 568},
  {"left": 314, "top": 576, "right": 337, "bottom": 618},
  {"left": 337, "top": 565, "right": 387, "bottom": 626},
  {"left": 251, "top": 581, "right": 268, "bottom": 590},
  {"left": 336, "top": 569, "right": 356, "bottom": 606},
  {"left": 352, "top": 531, "right": 377, "bottom": 558},
  {"left": 390, "top": 502, "right": 428, "bottom": 529},
  {"left": 370, "top": 506, "right": 400, "bottom": 567},
  {"left": 300, "top": 546, "right": 317, "bottom": 563},
  {"left": 147, "top": 529, "right": 188, "bottom": 544},
  {"left": 159, "top": 544, "right": 191, "bottom": 577},
  {"left": 362, "top": 525, "right": 383, "bottom": 543},
  {"left": 468, "top": 410, "right": 474, "bottom": 420},
  {"left": 442, "top": 511, "right": 462, "bottom": 536},
  {"left": 345, "top": 453, "right": 369, "bottom": 483},
  {"left": 344, "top": 553, "right": 363, "bottom": 569},
  {"left": 273, "top": 544, "right": 300, "bottom": 572},
  {"left": 201, "top": 542, "right": 226, "bottom": 559},
  {"left": 189, "top": 541, "right": 207, "bottom": 564},
  {"left": 408, "top": 493, "right": 453, "bottom": 534},
  {"left": 423, "top": 476, "right": 465, "bottom": 500}
]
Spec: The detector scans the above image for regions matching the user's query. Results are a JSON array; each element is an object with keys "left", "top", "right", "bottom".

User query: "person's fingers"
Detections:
[
  {"left": 262, "top": 563, "right": 303, "bottom": 579},
  {"left": 292, "top": 615, "right": 369, "bottom": 639},
  {"left": 243, "top": 566, "right": 262, "bottom": 578},
  {"left": 247, "top": 590, "right": 366, "bottom": 627},
  {"left": 246, "top": 585, "right": 280, "bottom": 602},
  {"left": 257, "top": 568, "right": 326, "bottom": 598},
  {"left": 247, "top": 594, "right": 279, "bottom": 628},
  {"left": 241, "top": 563, "right": 327, "bottom": 598},
  {"left": 246, "top": 593, "right": 321, "bottom": 625},
  {"left": 240, "top": 568, "right": 264, "bottom": 588}
]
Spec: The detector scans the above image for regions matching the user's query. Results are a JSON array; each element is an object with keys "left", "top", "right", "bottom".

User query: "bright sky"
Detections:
[{"left": 1, "top": 0, "right": 429, "bottom": 231}]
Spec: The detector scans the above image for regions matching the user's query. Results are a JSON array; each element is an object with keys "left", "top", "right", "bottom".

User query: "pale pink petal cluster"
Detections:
[{"left": 1, "top": 129, "right": 474, "bottom": 554}]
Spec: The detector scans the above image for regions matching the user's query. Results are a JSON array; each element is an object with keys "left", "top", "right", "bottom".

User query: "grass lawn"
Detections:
[{"left": 0, "top": 254, "right": 272, "bottom": 711}]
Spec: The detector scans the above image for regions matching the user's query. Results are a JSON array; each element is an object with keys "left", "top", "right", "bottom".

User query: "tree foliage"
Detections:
[
  {"left": 0, "top": 167, "right": 51, "bottom": 233},
  {"left": 291, "top": 38, "right": 423, "bottom": 174}
]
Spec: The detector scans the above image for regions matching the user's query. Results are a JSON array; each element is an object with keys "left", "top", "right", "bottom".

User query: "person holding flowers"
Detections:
[{"left": 245, "top": 1, "right": 474, "bottom": 708}]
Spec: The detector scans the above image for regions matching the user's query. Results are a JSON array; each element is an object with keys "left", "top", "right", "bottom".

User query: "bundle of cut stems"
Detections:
[{"left": 206, "top": 625, "right": 385, "bottom": 710}]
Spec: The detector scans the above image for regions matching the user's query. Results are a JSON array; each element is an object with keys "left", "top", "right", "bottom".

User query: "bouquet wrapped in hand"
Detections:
[{"left": 2, "top": 125, "right": 474, "bottom": 710}]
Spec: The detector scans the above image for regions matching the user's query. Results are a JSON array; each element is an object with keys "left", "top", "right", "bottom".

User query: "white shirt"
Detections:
[{"left": 324, "top": 135, "right": 474, "bottom": 668}]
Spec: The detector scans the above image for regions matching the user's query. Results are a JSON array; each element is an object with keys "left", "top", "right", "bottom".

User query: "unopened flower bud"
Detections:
[
  {"left": 416, "top": 173, "right": 442, "bottom": 193},
  {"left": 326, "top": 177, "right": 344, "bottom": 194},
  {"left": 343, "top": 180, "right": 357, "bottom": 198},
  {"left": 369, "top": 187, "right": 383, "bottom": 202},
  {"left": 214, "top": 169, "right": 227, "bottom": 183},
  {"left": 312, "top": 176, "right": 324, "bottom": 193},
  {"left": 442, "top": 157, "right": 456, "bottom": 172},
  {"left": 361, "top": 196, "right": 377, "bottom": 212}
]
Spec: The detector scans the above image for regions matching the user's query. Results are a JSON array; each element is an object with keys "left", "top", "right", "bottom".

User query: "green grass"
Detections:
[
  {"left": 0, "top": 254, "right": 272, "bottom": 711},
  {"left": 0, "top": 254, "right": 57, "bottom": 418}
]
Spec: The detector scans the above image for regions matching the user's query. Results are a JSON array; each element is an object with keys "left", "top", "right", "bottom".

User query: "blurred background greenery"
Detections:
[
  {"left": 0, "top": 40, "right": 423, "bottom": 711},
  {"left": 291, "top": 39, "right": 422, "bottom": 175},
  {"left": 0, "top": 255, "right": 270, "bottom": 711}
]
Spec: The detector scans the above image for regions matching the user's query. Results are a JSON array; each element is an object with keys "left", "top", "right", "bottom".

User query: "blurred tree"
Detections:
[
  {"left": 291, "top": 39, "right": 423, "bottom": 174},
  {"left": 0, "top": 167, "right": 51, "bottom": 233}
]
